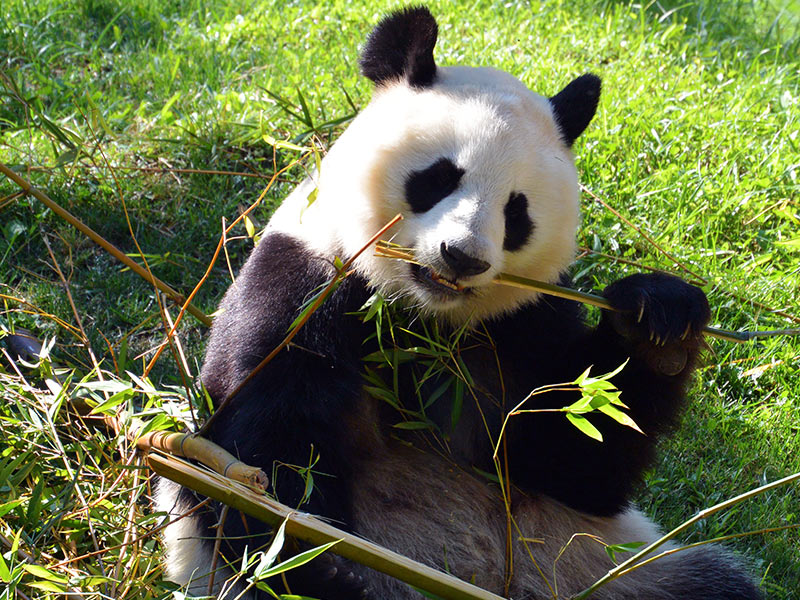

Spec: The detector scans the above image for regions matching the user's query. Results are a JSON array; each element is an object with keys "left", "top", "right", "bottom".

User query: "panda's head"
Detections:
[{"left": 275, "top": 7, "right": 600, "bottom": 323}]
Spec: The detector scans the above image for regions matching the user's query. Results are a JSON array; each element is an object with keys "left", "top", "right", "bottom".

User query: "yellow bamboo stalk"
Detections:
[{"left": 137, "top": 431, "right": 267, "bottom": 489}]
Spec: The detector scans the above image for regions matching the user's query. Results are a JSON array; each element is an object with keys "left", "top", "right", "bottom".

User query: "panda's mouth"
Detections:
[{"left": 410, "top": 263, "right": 467, "bottom": 297}]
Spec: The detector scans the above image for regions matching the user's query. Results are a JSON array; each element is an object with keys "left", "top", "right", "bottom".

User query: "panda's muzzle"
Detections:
[{"left": 410, "top": 243, "right": 490, "bottom": 297}]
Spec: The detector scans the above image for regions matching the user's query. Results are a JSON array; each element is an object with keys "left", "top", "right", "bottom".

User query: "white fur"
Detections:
[
  {"left": 268, "top": 66, "right": 580, "bottom": 323},
  {"left": 155, "top": 478, "right": 256, "bottom": 599}
]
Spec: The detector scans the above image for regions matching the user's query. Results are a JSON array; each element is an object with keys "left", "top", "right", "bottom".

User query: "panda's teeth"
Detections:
[
  {"left": 430, "top": 271, "right": 463, "bottom": 291},
  {"left": 411, "top": 263, "right": 466, "bottom": 294}
]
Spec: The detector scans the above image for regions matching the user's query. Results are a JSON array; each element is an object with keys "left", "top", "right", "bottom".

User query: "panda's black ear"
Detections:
[
  {"left": 359, "top": 6, "right": 438, "bottom": 89},
  {"left": 549, "top": 74, "right": 602, "bottom": 147}
]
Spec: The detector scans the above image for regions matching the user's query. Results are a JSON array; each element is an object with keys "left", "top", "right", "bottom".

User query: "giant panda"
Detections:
[{"left": 156, "top": 7, "right": 762, "bottom": 600}]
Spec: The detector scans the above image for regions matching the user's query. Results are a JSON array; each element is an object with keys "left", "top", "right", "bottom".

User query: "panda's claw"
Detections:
[{"left": 602, "top": 273, "right": 710, "bottom": 355}]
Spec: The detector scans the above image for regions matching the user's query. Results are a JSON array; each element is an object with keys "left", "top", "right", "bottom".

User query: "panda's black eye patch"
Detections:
[
  {"left": 405, "top": 158, "right": 465, "bottom": 214},
  {"left": 503, "top": 192, "right": 534, "bottom": 251}
]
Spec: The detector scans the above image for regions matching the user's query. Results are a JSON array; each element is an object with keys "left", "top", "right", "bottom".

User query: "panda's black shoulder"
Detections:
[{"left": 200, "top": 231, "right": 371, "bottom": 402}]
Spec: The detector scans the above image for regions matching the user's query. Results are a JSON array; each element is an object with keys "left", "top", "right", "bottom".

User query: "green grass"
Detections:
[{"left": 1, "top": 0, "right": 799, "bottom": 598}]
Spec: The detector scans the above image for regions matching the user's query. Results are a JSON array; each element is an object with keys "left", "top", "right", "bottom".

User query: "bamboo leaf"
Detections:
[
  {"left": 605, "top": 541, "right": 645, "bottom": 563},
  {"left": 244, "top": 215, "right": 256, "bottom": 239},
  {"left": 0, "top": 553, "right": 10, "bottom": 583},
  {"left": 255, "top": 518, "right": 289, "bottom": 576},
  {"left": 598, "top": 404, "right": 644, "bottom": 434},
  {"left": 22, "top": 565, "right": 67, "bottom": 583},
  {"left": 0, "top": 499, "right": 23, "bottom": 518},
  {"left": 90, "top": 387, "right": 134, "bottom": 415},
  {"left": 566, "top": 414, "right": 603, "bottom": 441},
  {"left": 254, "top": 540, "right": 340, "bottom": 581},
  {"left": 26, "top": 580, "right": 67, "bottom": 593}
]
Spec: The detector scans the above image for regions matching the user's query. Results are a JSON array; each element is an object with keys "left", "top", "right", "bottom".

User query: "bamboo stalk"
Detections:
[
  {"left": 374, "top": 242, "right": 800, "bottom": 344},
  {"left": 147, "top": 452, "right": 505, "bottom": 600},
  {"left": 0, "top": 162, "right": 211, "bottom": 327},
  {"left": 136, "top": 431, "right": 268, "bottom": 490}
]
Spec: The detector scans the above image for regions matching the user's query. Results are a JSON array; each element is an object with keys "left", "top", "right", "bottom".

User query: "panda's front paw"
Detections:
[
  {"left": 284, "top": 551, "right": 371, "bottom": 599},
  {"left": 602, "top": 273, "right": 710, "bottom": 376}
]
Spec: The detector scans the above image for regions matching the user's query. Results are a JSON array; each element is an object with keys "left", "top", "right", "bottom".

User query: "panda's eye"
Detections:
[
  {"left": 405, "top": 158, "right": 465, "bottom": 214},
  {"left": 503, "top": 192, "right": 534, "bottom": 251}
]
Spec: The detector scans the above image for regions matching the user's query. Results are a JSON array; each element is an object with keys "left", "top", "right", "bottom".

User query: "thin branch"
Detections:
[
  {"left": 143, "top": 153, "right": 307, "bottom": 375},
  {"left": 374, "top": 242, "right": 800, "bottom": 344},
  {"left": 208, "top": 504, "right": 230, "bottom": 597},
  {"left": 51, "top": 498, "right": 213, "bottom": 568},
  {"left": 611, "top": 522, "right": 800, "bottom": 579}
]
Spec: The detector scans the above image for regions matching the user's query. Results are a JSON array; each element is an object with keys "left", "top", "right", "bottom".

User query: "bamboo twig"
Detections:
[
  {"left": 147, "top": 452, "right": 505, "bottom": 600},
  {"left": 374, "top": 242, "right": 800, "bottom": 344}
]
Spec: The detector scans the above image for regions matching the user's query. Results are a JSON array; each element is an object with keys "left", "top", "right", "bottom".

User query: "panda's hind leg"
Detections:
[
  {"left": 645, "top": 544, "right": 763, "bottom": 600},
  {"left": 510, "top": 497, "right": 762, "bottom": 599}
]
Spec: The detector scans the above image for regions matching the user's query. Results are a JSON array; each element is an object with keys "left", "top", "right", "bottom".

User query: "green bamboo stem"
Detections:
[
  {"left": 573, "top": 471, "right": 800, "bottom": 599},
  {"left": 493, "top": 273, "right": 800, "bottom": 343},
  {"left": 374, "top": 242, "right": 800, "bottom": 344}
]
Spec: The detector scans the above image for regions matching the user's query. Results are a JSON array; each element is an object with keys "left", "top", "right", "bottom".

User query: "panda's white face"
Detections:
[{"left": 270, "top": 66, "right": 582, "bottom": 323}]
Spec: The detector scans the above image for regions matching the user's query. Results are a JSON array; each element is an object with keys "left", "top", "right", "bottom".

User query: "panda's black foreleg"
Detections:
[
  {"left": 169, "top": 233, "right": 377, "bottom": 597},
  {"left": 600, "top": 272, "right": 711, "bottom": 380},
  {"left": 506, "top": 272, "right": 710, "bottom": 516}
]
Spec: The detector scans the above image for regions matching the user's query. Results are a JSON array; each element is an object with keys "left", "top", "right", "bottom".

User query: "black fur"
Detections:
[
  {"left": 404, "top": 157, "right": 464, "bottom": 214},
  {"left": 549, "top": 73, "right": 602, "bottom": 146},
  {"left": 503, "top": 192, "right": 534, "bottom": 251},
  {"left": 486, "top": 273, "right": 710, "bottom": 515},
  {"left": 185, "top": 233, "right": 374, "bottom": 598},
  {"left": 202, "top": 233, "right": 371, "bottom": 522},
  {"left": 360, "top": 5, "right": 438, "bottom": 88}
]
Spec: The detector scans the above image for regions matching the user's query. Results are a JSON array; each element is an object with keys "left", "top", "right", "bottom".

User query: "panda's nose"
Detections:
[{"left": 440, "top": 242, "right": 491, "bottom": 277}]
